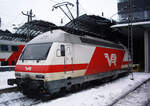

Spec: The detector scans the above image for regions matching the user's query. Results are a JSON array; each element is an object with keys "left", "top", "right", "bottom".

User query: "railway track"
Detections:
[
  {"left": 0, "top": 96, "right": 27, "bottom": 106},
  {"left": 109, "top": 78, "right": 150, "bottom": 106},
  {"left": 0, "top": 87, "right": 18, "bottom": 94},
  {"left": 0, "top": 94, "right": 42, "bottom": 106}
]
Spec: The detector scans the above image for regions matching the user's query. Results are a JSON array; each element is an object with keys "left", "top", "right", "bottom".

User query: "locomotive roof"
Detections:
[
  {"left": 29, "top": 29, "right": 115, "bottom": 44},
  {"left": 29, "top": 29, "right": 82, "bottom": 44},
  {"left": 28, "top": 29, "right": 124, "bottom": 50}
]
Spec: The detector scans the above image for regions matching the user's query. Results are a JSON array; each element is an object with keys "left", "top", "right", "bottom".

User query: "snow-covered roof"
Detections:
[
  {"left": 0, "top": 30, "right": 27, "bottom": 42},
  {"left": 15, "top": 20, "right": 57, "bottom": 38}
]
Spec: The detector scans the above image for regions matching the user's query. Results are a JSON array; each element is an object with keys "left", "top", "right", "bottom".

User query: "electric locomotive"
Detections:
[{"left": 8, "top": 28, "right": 131, "bottom": 95}]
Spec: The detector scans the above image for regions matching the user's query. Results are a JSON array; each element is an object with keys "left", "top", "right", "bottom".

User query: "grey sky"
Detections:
[{"left": 0, "top": 0, "right": 117, "bottom": 31}]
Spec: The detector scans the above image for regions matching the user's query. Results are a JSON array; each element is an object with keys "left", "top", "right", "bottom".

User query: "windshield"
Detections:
[{"left": 20, "top": 43, "right": 52, "bottom": 60}]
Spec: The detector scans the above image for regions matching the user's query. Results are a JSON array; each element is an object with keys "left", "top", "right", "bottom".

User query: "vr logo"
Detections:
[
  {"left": 25, "top": 66, "right": 32, "bottom": 71},
  {"left": 104, "top": 53, "right": 117, "bottom": 67}
]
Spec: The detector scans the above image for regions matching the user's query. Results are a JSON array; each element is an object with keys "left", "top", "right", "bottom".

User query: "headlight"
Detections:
[{"left": 36, "top": 75, "right": 45, "bottom": 79}]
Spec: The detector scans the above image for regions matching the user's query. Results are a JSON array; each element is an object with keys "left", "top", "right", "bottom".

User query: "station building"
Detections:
[
  {"left": 112, "top": 0, "right": 150, "bottom": 72},
  {"left": 118, "top": 0, "right": 150, "bottom": 22}
]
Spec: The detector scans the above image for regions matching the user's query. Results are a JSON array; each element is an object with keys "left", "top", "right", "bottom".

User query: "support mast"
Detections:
[
  {"left": 21, "top": 9, "right": 35, "bottom": 41},
  {"left": 22, "top": 9, "right": 35, "bottom": 23},
  {"left": 76, "top": 0, "right": 79, "bottom": 18}
]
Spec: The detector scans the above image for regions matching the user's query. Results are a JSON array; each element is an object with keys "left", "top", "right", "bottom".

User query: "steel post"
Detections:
[{"left": 144, "top": 30, "right": 150, "bottom": 72}]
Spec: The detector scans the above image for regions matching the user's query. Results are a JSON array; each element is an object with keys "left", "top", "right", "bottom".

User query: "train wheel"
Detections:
[
  {"left": 59, "top": 87, "right": 67, "bottom": 96},
  {"left": 41, "top": 94, "right": 52, "bottom": 101},
  {"left": 73, "top": 84, "right": 81, "bottom": 92},
  {"left": 71, "top": 85, "right": 78, "bottom": 93},
  {"left": 66, "top": 83, "right": 72, "bottom": 92},
  {"left": 82, "top": 82, "right": 90, "bottom": 90}
]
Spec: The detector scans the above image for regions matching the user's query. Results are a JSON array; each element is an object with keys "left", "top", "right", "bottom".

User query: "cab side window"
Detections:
[{"left": 60, "top": 45, "right": 65, "bottom": 56}]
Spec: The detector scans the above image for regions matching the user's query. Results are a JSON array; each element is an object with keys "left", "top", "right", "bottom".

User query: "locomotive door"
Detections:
[{"left": 64, "top": 44, "right": 73, "bottom": 77}]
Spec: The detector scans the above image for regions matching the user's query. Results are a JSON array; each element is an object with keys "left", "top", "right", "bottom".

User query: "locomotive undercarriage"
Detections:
[
  {"left": 8, "top": 78, "right": 47, "bottom": 96},
  {"left": 8, "top": 69, "right": 129, "bottom": 98}
]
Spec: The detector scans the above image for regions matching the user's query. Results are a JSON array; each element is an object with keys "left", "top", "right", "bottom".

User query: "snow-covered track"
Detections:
[
  {"left": 0, "top": 93, "right": 42, "bottom": 106},
  {"left": 109, "top": 78, "right": 150, "bottom": 106},
  {"left": 30, "top": 100, "right": 43, "bottom": 105},
  {"left": 0, "top": 87, "right": 17, "bottom": 94},
  {"left": 0, "top": 96, "right": 27, "bottom": 106}
]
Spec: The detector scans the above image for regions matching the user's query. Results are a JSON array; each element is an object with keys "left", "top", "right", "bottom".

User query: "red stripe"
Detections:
[
  {"left": 122, "top": 61, "right": 132, "bottom": 65},
  {"left": 15, "top": 64, "right": 88, "bottom": 73},
  {"left": 0, "top": 58, "right": 5, "bottom": 61},
  {"left": 7, "top": 45, "right": 24, "bottom": 65}
]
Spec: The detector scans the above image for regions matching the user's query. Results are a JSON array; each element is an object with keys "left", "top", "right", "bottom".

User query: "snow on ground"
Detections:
[
  {"left": 0, "top": 92, "right": 35, "bottom": 106},
  {"left": 0, "top": 92, "right": 24, "bottom": 103},
  {"left": 36, "top": 72, "right": 150, "bottom": 106},
  {"left": 0, "top": 71, "right": 16, "bottom": 89},
  {"left": 115, "top": 80, "right": 150, "bottom": 106}
]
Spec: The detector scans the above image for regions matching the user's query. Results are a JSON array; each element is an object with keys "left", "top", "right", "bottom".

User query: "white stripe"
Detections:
[{"left": 15, "top": 69, "right": 86, "bottom": 81}]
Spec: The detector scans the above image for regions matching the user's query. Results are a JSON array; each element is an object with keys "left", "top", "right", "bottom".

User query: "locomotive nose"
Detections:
[
  {"left": 29, "top": 80, "right": 42, "bottom": 90},
  {"left": 18, "top": 79, "right": 46, "bottom": 95},
  {"left": 21, "top": 79, "right": 44, "bottom": 90}
]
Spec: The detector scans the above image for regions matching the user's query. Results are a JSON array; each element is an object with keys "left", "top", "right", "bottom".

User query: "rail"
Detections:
[
  {"left": 0, "top": 87, "right": 18, "bottom": 94},
  {"left": 109, "top": 78, "right": 150, "bottom": 106}
]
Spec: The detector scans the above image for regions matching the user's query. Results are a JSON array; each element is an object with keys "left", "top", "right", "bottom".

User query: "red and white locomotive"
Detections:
[
  {"left": 8, "top": 28, "right": 131, "bottom": 95},
  {"left": 0, "top": 39, "right": 25, "bottom": 66}
]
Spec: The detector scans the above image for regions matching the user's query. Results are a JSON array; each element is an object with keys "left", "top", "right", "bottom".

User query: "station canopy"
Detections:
[
  {"left": 15, "top": 20, "right": 57, "bottom": 42},
  {"left": 0, "top": 30, "right": 14, "bottom": 41},
  {"left": 63, "top": 14, "right": 128, "bottom": 45},
  {"left": 0, "top": 20, "right": 57, "bottom": 42}
]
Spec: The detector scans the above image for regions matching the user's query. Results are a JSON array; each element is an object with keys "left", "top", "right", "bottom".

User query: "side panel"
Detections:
[
  {"left": 0, "top": 53, "right": 12, "bottom": 61},
  {"left": 72, "top": 44, "right": 95, "bottom": 64},
  {"left": 85, "top": 47, "right": 125, "bottom": 75}
]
